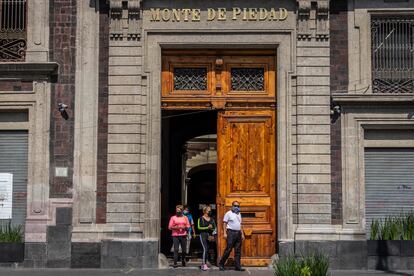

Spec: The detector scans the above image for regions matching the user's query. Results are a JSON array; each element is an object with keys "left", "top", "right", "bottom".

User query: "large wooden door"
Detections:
[
  {"left": 161, "top": 50, "right": 277, "bottom": 266},
  {"left": 217, "top": 110, "right": 276, "bottom": 266}
]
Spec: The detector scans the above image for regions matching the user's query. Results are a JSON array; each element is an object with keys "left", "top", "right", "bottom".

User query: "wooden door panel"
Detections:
[{"left": 217, "top": 110, "right": 276, "bottom": 266}]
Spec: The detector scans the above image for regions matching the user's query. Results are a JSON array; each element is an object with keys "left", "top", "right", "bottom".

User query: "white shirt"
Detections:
[{"left": 223, "top": 210, "right": 242, "bottom": 231}]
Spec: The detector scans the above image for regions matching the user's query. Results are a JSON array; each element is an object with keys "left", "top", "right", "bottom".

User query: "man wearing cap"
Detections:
[{"left": 218, "top": 200, "right": 245, "bottom": 271}]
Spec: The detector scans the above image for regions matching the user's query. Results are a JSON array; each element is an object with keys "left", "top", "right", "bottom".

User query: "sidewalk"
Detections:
[{"left": 0, "top": 268, "right": 413, "bottom": 276}]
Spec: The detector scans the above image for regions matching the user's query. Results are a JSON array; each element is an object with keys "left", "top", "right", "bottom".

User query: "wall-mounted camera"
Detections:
[{"left": 58, "top": 103, "right": 69, "bottom": 120}]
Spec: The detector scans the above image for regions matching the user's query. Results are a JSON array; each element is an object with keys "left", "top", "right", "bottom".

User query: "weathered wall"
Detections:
[
  {"left": 49, "top": 0, "right": 77, "bottom": 198},
  {"left": 293, "top": 0, "right": 332, "bottom": 233},
  {"left": 330, "top": 0, "right": 348, "bottom": 225}
]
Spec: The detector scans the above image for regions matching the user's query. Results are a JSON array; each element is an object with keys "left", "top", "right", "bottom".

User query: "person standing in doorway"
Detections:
[
  {"left": 183, "top": 205, "right": 196, "bottom": 261},
  {"left": 168, "top": 205, "right": 190, "bottom": 268},
  {"left": 197, "top": 205, "right": 216, "bottom": 271},
  {"left": 218, "top": 201, "right": 245, "bottom": 271}
]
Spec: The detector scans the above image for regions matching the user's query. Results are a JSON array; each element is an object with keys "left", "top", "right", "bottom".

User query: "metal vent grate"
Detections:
[{"left": 371, "top": 17, "right": 414, "bottom": 93}]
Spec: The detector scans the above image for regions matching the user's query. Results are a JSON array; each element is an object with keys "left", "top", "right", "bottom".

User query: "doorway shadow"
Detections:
[{"left": 161, "top": 110, "right": 217, "bottom": 256}]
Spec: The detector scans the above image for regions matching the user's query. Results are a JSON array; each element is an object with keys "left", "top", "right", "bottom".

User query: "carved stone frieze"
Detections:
[
  {"left": 296, "top": 0, "right": 329, "bottom": 40},
  {"left": 297, "top": 0, "right": 311, "bottom": 39},
  {"left": 109, "top": 0, "right": 123, "bottom": 39},
  {"left": 109, "top": 0, "right": 142, "bottom": 40},
  {"left": 316, "top": 0, "right": 329, "bottom": 39},
  {"left": 128, "top": 0, "right": 141, "bottom": 39}
]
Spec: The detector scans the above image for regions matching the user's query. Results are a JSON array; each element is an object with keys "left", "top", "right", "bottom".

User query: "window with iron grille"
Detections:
[
  {"left": 0, "top": 0, "right": 27, "bottom": 62},
  {"left": 371, "top": 17, "right": 414, "bottom": 93}
]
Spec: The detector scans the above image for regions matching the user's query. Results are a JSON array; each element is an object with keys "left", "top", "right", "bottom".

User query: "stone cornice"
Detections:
[
  {"left": 332, "top": 94, "right": 414, "bottom": 105},
  {"left": 0, "top": 62, "right": 58, "bottom": 80}
]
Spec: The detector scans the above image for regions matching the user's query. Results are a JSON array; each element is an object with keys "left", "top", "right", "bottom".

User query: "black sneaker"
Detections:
[
  {"left": 182, "top": 261, "right": 186, "bottom": 267},
  {"left": 235, "top": 267, "right": 245, "bottom": 271},
  {"left": 219, "top": 265, "right": 225, "bottom": 271},
  {"left": 172, "top": 264, "right": 178, "bottom": 268}
]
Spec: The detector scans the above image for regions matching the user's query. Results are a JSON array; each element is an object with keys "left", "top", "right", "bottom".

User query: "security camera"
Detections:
[
  {"left": 58, "top": 103, "right": 68, "bottom": 111},
  {"left": 58, "top": 103, "right": 69, "bottom": 120}
]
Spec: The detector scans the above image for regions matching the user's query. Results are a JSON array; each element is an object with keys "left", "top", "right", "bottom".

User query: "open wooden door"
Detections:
[
  {"left": 217, "top": 109, "right": 276, "bottom": 266},
  {"left": 161, "top": 50, "right": 277, "bottom": 265}
]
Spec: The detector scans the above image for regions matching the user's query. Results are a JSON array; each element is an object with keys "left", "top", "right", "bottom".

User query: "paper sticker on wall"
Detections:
[{"left": 0, "top": 173, "right": 13, "bottom": 219}]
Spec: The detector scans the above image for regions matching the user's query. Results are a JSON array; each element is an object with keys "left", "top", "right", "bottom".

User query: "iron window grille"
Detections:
[
  {"left": 371, "top": 16, "right": 414, "bottom": 93},
  {"left": 231, "top": 68, "right": 265, "bottom": 91},
  {"left": 173, "top": 68, "right": 208, "bottom": 91},
  {"left": 0, "top": 0, "right": 27, "bottom": 62}
]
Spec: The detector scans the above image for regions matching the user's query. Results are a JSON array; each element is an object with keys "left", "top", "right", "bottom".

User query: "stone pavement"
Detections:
[{"left": 0, "top": 268, "right": 413, "bottom": 276}]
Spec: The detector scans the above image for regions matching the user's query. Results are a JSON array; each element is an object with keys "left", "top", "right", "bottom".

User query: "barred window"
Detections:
[
  {"left": 231, "top": 68, "right": 265, "bottom": 91},
  {"left": 0, "top": 0, "right": 27, "bottom": 62},
  {"left": 371, "top": 17, "right": 414, "bottom": 93},
  {"left": 173, "top": 68, "right": 208, "bottom": 91}
]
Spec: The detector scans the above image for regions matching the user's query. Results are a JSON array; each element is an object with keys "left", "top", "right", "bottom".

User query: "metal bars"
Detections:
[
  {"left": 0, "top": 0, "right": 27, "bottom": 61},
  {"left": 371, "top": 17, "right": 414, "bottom": 93},
  {"left": 173, "top": 68, "right": 208, "bottom": 91},
  {"left": 231, "top": 68, "right": 265, "bottom": 91}
]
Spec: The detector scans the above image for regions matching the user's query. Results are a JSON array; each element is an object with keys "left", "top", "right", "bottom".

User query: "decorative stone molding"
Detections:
[
  {"left": 109, "top": 0, "right": 123, "bottom": 39},
  {"left": 316, "top": 0, "right": 329, "bottom": 39},
  {"left": 128, "top": 0, "right": 141, "bottom": 39},
  {"left": 297, "top": 0, "right": 311, "bottom": 39},
  {"left": 297, "top": 0, "right": 330, "bottom": 40},
  {"left": 109, "top": 0, "right": 141, "bottom": 40}
]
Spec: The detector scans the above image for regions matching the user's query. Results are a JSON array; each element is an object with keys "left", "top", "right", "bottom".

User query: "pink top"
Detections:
[{"left": 168, "top": 215, "right": 190, "bottom": 236}]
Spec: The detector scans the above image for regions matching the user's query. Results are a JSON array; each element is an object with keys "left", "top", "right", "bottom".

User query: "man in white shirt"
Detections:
[{"left": 218, "top": 201, "right": 245, "bottom": 271}]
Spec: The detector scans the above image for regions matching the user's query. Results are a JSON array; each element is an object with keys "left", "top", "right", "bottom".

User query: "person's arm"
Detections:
[
  {"left": 222, "top": 211, "right": 230, "bottom": 239},
  {"left": 191, "top": 218, "right": 196, "bottom": 238},
  {"left": 223, "top": 222, "right": 228, "bottom": 239},
  {"left": 197, "top": 218, "right": 210, "bottom": 231},
  {"left": 240, "top": 223, "right": 245, "bottom": 240},
  {"left": 168, "top": 217, "right": 175, "bottom": 230},
  {"left": 185, "top": 216, "right": 190, "bottom": 228}
]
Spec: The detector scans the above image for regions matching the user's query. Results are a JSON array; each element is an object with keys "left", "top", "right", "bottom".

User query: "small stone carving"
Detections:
[
  {"left": 109, "top": 0, "right": 142, "bottom": 40},
  {"left": 128, "top": 0, "right": 141, "bottom": 39},
  {"left": 297, "top": 0, "right": 312, "bottom": 40},
  {"left": 316, "top": 0, "right": 329, "bottom": 39},
  {"left": 109, "top": 0, "right": 123, "bottom": 39}
]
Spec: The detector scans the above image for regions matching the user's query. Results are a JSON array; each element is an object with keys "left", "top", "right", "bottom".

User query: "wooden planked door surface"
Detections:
[{"left": 217, "top": 109, "right": 276, "bottom": 266}]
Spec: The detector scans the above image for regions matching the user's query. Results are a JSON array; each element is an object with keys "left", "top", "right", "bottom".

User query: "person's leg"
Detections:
[
  {"left": 186, "top": 233, "right": 191, "bottom": 255},
  {"left": 211, "top": 237, "right": 218, "bottom": 266},
  {"left": 200, "top": 232, "right": 210, "bottom": 270},
  {"left": 219, "top": 230, "right": 236, "bottom": 267},
  {"left": 172, "top": 237, "right": 179, "bottom": 266},
  {"left": 234, "top": 231, "right": 243, "bottom": 270},
  {"left": 199, "top": 233, "right": 208, "bottom": 265},
  {"left": 180, "top": 236, "right": 187, "bottom": 266}
]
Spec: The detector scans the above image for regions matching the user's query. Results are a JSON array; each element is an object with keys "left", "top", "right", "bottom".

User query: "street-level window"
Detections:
[
  {"left": 0, "top": 0, "right": 27, "bottom": 61},
  {"left": 371, "top": 16, "right": 414, "bottom": 93}
]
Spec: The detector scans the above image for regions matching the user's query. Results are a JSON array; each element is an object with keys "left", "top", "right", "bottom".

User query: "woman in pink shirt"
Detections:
[{"left": 168, "top": 205, "right": 190, "bottom": 267}]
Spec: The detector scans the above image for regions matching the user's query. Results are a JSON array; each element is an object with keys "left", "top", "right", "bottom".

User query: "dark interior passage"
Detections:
[{"left": 161, "top": 110, "right": 217, "bottom": 255}]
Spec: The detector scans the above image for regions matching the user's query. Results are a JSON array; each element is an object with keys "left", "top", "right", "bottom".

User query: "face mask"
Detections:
[
  {"left": 176, "top": 211, "right": 182, "bottom": 216},
  {"left": 183, "top": 210, "right": 188, "bottom": 215},
  {"left": 208, "top": 211, "right": 212, "bottom": 216},
  {"left": 232, "top": 206, "right": 240, "bottom": 214}
]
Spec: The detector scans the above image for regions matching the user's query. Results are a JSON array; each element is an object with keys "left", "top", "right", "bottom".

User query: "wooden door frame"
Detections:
[{"left": 161, "top": 49, "right": 278, "bottom": 266}]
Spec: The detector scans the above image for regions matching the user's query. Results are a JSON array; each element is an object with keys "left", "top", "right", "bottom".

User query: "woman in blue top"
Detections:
[
  {"left": 183, "top": 205, "right": 196, "bottom": 260},
  {"left": 197, "top": 205, "right": 216, "bottom": 271}
]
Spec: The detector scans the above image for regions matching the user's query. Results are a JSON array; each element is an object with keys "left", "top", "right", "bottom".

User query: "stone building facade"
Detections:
[{"left": 0, "top": 0, "right": 413, "bottom": 269}]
